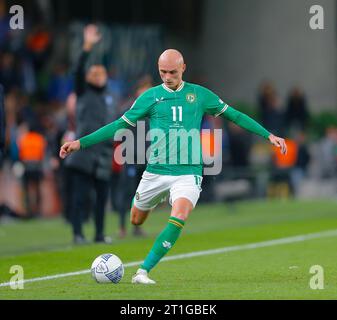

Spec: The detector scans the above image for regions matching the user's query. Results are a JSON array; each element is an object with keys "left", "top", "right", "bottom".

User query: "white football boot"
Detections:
[{"left": 131, "top": 268, "right": 156, "bottom": 284}]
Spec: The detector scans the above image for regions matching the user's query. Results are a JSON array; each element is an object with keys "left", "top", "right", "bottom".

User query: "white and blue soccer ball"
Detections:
[{"left": 91, "top": 253, "right": 124, "bottom": 284}]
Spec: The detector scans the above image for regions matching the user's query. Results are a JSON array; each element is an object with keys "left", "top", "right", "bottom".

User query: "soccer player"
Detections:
[{"left": 60, "top": 49, "right": 287, "bottom": 284}]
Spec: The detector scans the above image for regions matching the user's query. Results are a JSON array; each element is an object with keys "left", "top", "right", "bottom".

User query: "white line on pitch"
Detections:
[{"left": 1, "top": 228, "right": 337, "bottom": 288}]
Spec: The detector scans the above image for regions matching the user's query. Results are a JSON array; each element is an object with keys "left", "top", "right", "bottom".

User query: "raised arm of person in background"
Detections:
[{"left": 74, "top": 24, "right": 102, "bottom": 96}]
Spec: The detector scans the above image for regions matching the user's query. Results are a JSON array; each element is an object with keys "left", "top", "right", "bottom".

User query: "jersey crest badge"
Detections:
[{"left": 186, "top": 93, "right": 196, "bottom": 103}]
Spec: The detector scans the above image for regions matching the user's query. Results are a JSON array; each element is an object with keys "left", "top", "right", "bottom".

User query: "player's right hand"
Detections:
[
  {"left": 59, "top": 140, "right": 81, "bottom": 159},
  {"left": 268, "top": 134, "right": 287, "bottom": 155}
]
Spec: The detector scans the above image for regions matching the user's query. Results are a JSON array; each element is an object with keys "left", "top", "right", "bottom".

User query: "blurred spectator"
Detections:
[
  {"left": 17, "top": 121, "right": 47, "bottom": 217},
  {"left": 107, "top": 65, "right": 128, "bottom": 104},
  {"left": 117, "top": 74, "right": 153, "bottom": 114},
  {"left": 64, "top": 25, "right": 119, "bottom": 244},
  {"left": 0, "top": 53, "right": 36, "bottom": 96},
  {"left": 199, "top": 115, "right": 224, "bottom": 203},
  {"left": 5, "top": 93, "right": 20, "bottom": 163},
  {"left": 319, "top": 126, "right": 337, "bottom": 178},
  {"left": 0, "top": 84, "right": 5, "bottom": 165},
  {"left": 110, "top": 75, "right": 153, "bottom": 238},
  {"left": 110, "top": 162, "right": 142, "bottom": 238},
  {"left": 290, "top": 131, "right": 311, "bottom": 195},
  {"left": 21, "top": 57, "right": 37, "bottom": 95},
  {"left": 272, "top": 139, "right": 298, "bottom": 170},
  {"left": 0, "top": 52, "right": 21, "bottom": 93},
  {"left": 0, "top": 0, "right": 10, "bottom": 50},
  {"left": 26, "top": 24, "right": 52, "bottom": 72},
  {"left": 47, "top": 63, "right": 73, "bottom": 104},
  {"left": 227, "top": 122, "right": 252, "bottom": 168},
  {"left": 63, "top": 92, "right": 77, "bottom": 133},
  {"left": 258, "top": 81, "right": 284, "bottom": 136},
  {"left": 110, "top": 141, "right": 124, "bottom": 225},
  {"left": 285, "top": 87, "right": 310, "bottom": 132},
  {"left": 258, "top": 81, "right": 274, "bottom": 120},
  {"left": 16, "top": 93, "right": 38, "bottom": 126},
  {"left": 50, "top": 93, "right": 77, "bottom": 223},
  {"left": 270, "top": 138, "right": 299, "bottom": 197}
]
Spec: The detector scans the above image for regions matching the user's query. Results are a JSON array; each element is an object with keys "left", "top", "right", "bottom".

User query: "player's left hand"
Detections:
[{"left": 268, "top": 134, "right": 287, "bottom": 155}]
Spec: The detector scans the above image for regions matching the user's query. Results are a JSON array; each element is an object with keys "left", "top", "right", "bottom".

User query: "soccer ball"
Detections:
[{"left": 91, "top": 253, "right": 124, "bottom": 284}]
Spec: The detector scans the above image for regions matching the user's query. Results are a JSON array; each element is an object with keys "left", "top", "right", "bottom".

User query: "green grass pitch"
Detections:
[{"left": 0, "top": 199, "right": 337, "bottom": 300}]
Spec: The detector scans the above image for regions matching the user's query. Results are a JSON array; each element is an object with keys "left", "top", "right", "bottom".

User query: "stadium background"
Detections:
[{"left": 0, "top": 0, "right": 336, "bottom": 300}]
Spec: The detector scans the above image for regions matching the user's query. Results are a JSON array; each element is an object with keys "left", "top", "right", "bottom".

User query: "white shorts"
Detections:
[{"left": 133, "top": 171, "right": 203, "bottom": 211}]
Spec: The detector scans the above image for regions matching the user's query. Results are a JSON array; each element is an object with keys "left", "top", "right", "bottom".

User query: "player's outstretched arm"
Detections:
[
  {"left": 222, "top": 106, "right": 287, "bottom": 155},
  {"left": 59, "top": 117, "right": 130, "bottom": 159}
]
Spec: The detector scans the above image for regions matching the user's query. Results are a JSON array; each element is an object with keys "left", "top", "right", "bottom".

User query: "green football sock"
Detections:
[{"left": 140, "top": 217, "right": 185, "bottom": 272}]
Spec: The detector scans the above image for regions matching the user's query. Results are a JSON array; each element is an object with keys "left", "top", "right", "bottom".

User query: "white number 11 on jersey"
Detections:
[{"left": 171, "top": 106, "right": 183, "bottom": 122}]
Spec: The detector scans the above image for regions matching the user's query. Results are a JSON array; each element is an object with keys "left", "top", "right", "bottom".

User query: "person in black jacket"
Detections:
[
  {"left": 65, "top": 25, "right": 118, "bottom": 244},
  {"left": 285, "top": 87, "right": 310, "bottom": 132},
  {"left": 0, "top": 84, "right": 5, "bottom": 166}
]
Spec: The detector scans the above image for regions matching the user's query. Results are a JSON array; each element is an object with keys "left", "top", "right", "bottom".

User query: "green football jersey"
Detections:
[
  {"left": 79, "top": 82, "right": 270, "bottom": 176},
  {"left": 121, "top": 81, "right": 228, "bottom": 176}
]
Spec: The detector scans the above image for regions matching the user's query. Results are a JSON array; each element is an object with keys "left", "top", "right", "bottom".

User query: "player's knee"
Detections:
[
  {"left": 130, "top": 207, "right": 148, "bottom": 226},
  {"left": 171, "top": 198, "right": 194, "bottom": 221},
  {"left": 130, "top": 211, "right": 140, "bottom": 225},
  {"left": 171, "top": 212, "right": 189, "bottom": 221}
]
